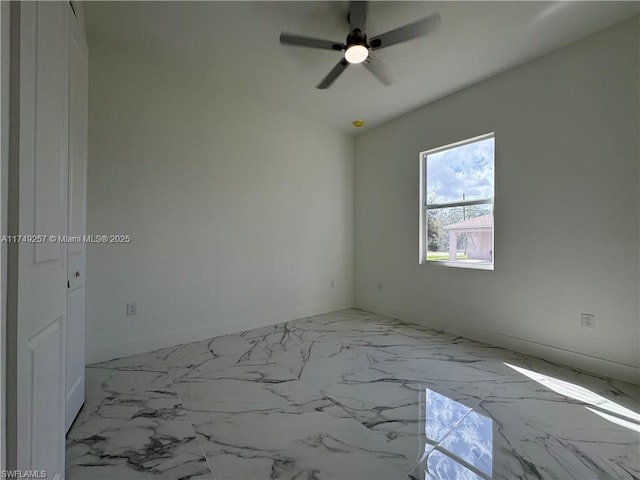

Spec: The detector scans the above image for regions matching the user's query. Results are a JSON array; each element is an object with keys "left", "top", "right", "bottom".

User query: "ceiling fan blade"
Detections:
[
  {"left": 280, "top": 32, "right": 344, "bottom": 51},
  {"left": 316, "top": 58, "right": 349, "bottom": 89},
  {"left": 370, "top": 13, "right": 441, "bottom": 50},
  {"left": 363, "top": 54, "right": 393, "bottom": 86},
  {"left": 349, "top": 1, "right": 367, "bottom": 31}
]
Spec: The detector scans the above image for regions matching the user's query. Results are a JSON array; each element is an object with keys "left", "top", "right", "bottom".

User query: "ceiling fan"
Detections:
[{"left": 279, "top": 1, "right": 441, "bottom": 89}]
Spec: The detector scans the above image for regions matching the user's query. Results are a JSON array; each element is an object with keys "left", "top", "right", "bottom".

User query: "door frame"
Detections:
[
  {"left": 0, "top": 0, "right": 11, "bottom": 471},
  {"left": 65, "top": 2, "right": 88, "bottom": 431}
]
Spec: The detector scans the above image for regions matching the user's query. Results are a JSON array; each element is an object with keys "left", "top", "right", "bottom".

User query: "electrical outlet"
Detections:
[
  {"left": 330, "top": 280, "right": 335, "bottom": 289},
  {"left": 378, "top": 281, "right": 383, "bottom": 292},
  {"left": 127, "top": 302, "right": 138, "bottom": 316},
  {"left": 581, "top": 313, "right": 595, "bottom": 329}
]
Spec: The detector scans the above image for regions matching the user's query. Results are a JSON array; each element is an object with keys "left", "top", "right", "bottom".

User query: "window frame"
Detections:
[{"left": 419, "top": 132, "right": 495, "bottom": 270}]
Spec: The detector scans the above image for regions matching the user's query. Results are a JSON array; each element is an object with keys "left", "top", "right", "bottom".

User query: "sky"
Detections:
[
  {"left": 426, "top": 136, "right": 494, "bottom": 205},
  {"left": 425, "top": 389, "right": 493, "bottom": 480}
]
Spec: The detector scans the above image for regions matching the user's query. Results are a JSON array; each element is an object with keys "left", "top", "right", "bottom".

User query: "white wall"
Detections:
[
  {"left": 86, "top": 38, "right": 354, "bottom": 364},
  {"left": 354, "top": 17, "right": 639, "bottom": 383}
]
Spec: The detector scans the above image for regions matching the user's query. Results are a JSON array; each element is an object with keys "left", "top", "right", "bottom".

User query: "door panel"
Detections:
[
  {"left": 15, "top": 3, "right": 69, "bottom": 478},
  {"left": 65, "top": 4, "right": 88, "bottom": 432},
  {"left": 28, "top": 318, "right": 64, "bottom": 470},
  {"left": 32, "top": 3, "right": 68, "bottom": 266}
]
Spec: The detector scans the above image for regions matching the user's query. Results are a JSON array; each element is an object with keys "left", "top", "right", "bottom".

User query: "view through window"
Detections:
[{"left": 420, "top": 134, "right": 495, "bottom": 269}]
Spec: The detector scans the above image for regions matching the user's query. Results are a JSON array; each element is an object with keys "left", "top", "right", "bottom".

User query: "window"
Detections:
[{"left": 420, "top": 133, "right": 495, "bottom": 269}]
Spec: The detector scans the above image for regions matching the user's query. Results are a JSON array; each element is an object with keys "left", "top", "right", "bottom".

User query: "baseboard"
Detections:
[
  {"left": 357, "top": 302, "right": 640, "bottom": 385},
  {"left": 87, "top": 302, "right": 353, "bottom": 365}
]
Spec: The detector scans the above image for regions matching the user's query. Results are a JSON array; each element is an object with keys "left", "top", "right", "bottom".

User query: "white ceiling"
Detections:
[{"left": 85, "top": 1, "right": 639, "bottom": 134}]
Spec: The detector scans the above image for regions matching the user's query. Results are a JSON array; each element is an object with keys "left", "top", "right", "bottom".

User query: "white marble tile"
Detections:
[
  {"left": 173, "top": 362, "right": 416, "bottom": 479},
  {"left": 158, "top": 338, "right": 229, "bottom": 383},
  {"left": 67, "top": 416, "right": 212, "bottom": 480},
  {"left": 414, "top": 364, "right": 640, "bottom": 480},
  {"left": 473, "top": 370, "right": 639, "bottom": 479},
  {"left": 67, "top": 352, "right": 212, "bottom": 479},
  {"left": 69, "top": 309, "right": 639, "bottom": 480},
  {"left": 90, "top": 350, "right": 168, "bottom": 372},
  {"left": 508, "top": 354, "right": 640, "bottom": 413}
]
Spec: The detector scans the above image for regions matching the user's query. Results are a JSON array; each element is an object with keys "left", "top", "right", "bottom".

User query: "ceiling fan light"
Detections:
[{"left": 345, "top": 44, "right": 368, "bottom": 64}]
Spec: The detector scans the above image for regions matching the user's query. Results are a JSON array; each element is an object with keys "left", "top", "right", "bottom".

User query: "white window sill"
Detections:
[{"left": 421, "top": 260, "right": 494, "bottom": 271}]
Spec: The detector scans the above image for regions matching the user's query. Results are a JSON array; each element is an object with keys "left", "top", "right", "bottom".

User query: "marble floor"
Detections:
[{"left": 66, "top": 309, "right": 640, "bottom": 480}]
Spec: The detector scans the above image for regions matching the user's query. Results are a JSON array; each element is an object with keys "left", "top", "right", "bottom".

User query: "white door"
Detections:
[
  {"left": 15, "top": 3, "right": 69, "bottom": 478},
  {"left": 65, "top": 4, "right": 88, "bottom": 433}
]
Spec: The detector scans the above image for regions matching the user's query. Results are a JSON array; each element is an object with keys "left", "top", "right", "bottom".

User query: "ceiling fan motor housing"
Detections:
[{"left": 346, "top": 29, "right": 368, "bottom": 49}]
